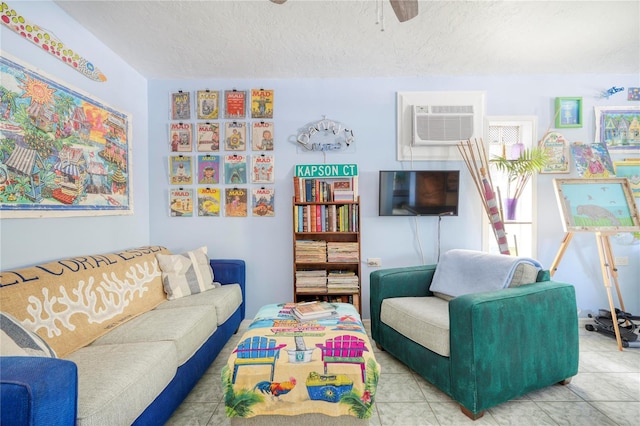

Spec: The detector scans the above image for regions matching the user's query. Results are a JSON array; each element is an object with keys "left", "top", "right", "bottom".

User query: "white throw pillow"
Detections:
[
  {"left": 0, "top": 312, "right": 57, "bottom": 357},
  {"left": 156, "top": 246, "right": 215, "bottom": 300}
]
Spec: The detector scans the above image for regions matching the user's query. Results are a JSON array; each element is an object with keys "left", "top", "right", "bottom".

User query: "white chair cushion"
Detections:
[{"left": 381, "top": 296, "right": 450, "bottom": 357}]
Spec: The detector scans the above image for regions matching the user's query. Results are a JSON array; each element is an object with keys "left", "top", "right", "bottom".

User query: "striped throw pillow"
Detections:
[
  {"left": 0, "top": 312, "right": 56, "bottom": 357},
  {"left": 156, "top": 246, "right": 215, "bottom": 300}
]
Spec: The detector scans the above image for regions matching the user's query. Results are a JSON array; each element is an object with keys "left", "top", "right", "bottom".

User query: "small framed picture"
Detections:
[
  {"left": 555, "top": 97, "right": 582, "bottom": 128},
  {"left": 540, "top": 131, "right": 570, "bottom": 174}
]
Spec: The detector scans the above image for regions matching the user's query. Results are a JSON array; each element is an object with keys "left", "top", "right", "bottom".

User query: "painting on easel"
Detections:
[{"left": 553, "top": 178, "right": 640, "bottom": 233}]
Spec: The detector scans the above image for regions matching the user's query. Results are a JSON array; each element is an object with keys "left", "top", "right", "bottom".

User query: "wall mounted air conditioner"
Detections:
[
  {"left": 397, "top": 91, "right": 486, "bottom": 161},
  {"left": 412, "top": 104, "right": 476, "bottom": 146}
]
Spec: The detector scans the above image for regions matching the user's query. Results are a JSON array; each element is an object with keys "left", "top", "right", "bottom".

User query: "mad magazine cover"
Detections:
[
  {"left": 224, "top": 121, "right": 246, "bottom": 151},
  {"left": 571, "top": 142, "right": 614, "bottom": 178},
  {"left": 169, "top": 155, "right": 193, "bottom": 185},
  {"left": 252, "top": 187, "right": 275, "bottom": 217},
  {"left": 197, "top": 187, "right": 221, "bottom": 216},
  {"left": 251, "top": 154, "right": 275, "bottom": 183},
  {"left": 224, "top": 90, "right": 246, "bottom": 119},
  {"left": 252, "top": 121, "right": 274, "bottom": 150},
  {"left": 225, "top": 187, "right": 247, "bottom": 217},
  {"left": 251, "top": 88, "right": 274, "bottom": 119},
  {"left": 196, "top": 90, "right": 219, "bottom": 120},
  {"left": 170, "top": 91, "right": 191, "bottom": 120},
  {"left": 169, "top": 188, "right": 193, "bottom": 217},
  {"left": 224, "top": 155, "right": 247, "bottom": 184},
  {"left": 170, "top": 122, "right": 192, "bottom": 152},
  {"left": 196, "top": 122, "right": 219, "bottom": 152},
  {"left": 197, "top": 155, "right": 220, "bottom": 184}
]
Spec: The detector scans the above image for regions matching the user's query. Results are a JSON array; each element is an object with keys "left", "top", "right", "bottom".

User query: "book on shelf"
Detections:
[
  {"left": 293, "top": 176, "right": 358, "bottom": 202},
  {"left": 293, "top": 204, "right": 359, "bottom": 233},
  {"left": 291, "top": 301, "right": 338, "bottom": 322}
]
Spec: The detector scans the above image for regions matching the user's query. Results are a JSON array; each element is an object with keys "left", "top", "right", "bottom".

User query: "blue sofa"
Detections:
[{"left": 1, "top": 256, "right": 245, "bottom": 426}]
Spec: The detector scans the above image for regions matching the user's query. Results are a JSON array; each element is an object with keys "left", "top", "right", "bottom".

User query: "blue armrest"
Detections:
[
  {"left": 210, "top": 259, "right": 246, "bottom": 320},
  {"left": 0, "top": 356, "right": 77, "bottom": 426}
]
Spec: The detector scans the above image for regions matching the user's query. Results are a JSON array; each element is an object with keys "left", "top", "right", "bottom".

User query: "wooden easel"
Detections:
[{"left": 550, "top": 232, "right": 627, "bottom": 351}]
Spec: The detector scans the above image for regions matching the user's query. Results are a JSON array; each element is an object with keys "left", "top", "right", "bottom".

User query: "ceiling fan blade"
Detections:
[
  {"left": 389, "top": 0, "right": 419, "bottom": 22},
  {"left": 269, "top": 0, "right": 288, "bottom": 4}
]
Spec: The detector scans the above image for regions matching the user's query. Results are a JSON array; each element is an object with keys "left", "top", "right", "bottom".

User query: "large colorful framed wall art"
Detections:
[
  {"left": 0, "top": 53, "right": 133, "bottom": 218},
  {"left": 594, "top": 106, "right": 640, "bottom": 153}
]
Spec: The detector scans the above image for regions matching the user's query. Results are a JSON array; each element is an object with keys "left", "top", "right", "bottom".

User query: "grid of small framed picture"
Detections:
[{"left": 167, "top": 89, "right": 275, "bottom": 217}]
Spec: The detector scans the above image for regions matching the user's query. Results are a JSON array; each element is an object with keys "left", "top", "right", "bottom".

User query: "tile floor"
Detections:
[{"left": 167, "top": 319, "right": 640, "bottom": 425}]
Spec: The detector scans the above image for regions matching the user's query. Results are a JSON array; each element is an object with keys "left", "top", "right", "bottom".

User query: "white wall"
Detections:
[
  {"left": 148, "top": 75, "right": 640, "bottom": 319},
  {"left": 0, "top": 1, "right": 150, "bottom": 268}
]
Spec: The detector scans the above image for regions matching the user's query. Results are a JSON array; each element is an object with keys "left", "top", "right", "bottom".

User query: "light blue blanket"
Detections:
[{"left": 429, "top": 249, "right": 542, "bottom": 298}]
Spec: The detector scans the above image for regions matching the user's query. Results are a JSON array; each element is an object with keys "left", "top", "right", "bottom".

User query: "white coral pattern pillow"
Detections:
[{"left": 156, "top": 246, "right": 215, "bottom": 300}]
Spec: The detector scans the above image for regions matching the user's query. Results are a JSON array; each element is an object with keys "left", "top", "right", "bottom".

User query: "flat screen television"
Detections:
[{"left": 379, "top": 170, "right": 460, "bottom": 216}]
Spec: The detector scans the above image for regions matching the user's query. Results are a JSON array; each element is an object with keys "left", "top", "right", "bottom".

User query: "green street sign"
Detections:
[{"left": 294, "top": 164, "right": 358, "bottom": 178}]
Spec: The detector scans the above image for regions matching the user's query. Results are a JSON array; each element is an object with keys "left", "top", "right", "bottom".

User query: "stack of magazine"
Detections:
[{"left": 291, "top": 301, "right": 338, "bottom": 322}]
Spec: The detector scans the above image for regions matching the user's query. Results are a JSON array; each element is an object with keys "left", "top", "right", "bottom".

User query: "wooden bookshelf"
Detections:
[{"left": 292, "top": 164, "right": 361, "bottom": 313}]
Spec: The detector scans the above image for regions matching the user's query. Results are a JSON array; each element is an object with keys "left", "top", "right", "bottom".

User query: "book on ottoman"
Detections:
[{"left": 292, "top": 301, "right": 338, "bottom": 322}]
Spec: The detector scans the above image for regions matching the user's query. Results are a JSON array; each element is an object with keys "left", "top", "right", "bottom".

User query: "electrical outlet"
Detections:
[
  {"left": 615, "top": 256, "right": 629, "bottom": 266},
  {"left": 367, "top": 258, "right": 382, "bottom": 267}
]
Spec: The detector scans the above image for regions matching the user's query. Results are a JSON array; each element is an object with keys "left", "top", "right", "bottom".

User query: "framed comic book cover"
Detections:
[
  {"left": 170, "top": 91, "right": 191, "bottom": 120},
  {"left": 252, "top": 187, "right": 275, "bottom": 217},
  {"left": 197, "top": 155, "right": 220, "bottom": 184},
  {"left": 169, "top": 188, "right": 193, "bottom": 217},
  {"left": 196, "top": 90, "right": 219, "bottom": 120},
  {"left": 197, "top": 187, "right": 221, "bottom": 217},
  {"left": 224, "top": 154, "right": 247, "bottom": 184},
  {"left": 169, "top": 155, "right": 193, "bottom": 185},
  {"left": 224, "top": 122, "right": 246, "bottom": 151},
  {"left": 251, "top": 121, "right": 274, "bottom": 150},
  {"left": 251, "top": 154, "right": 274, "bottom": 183},
  {"left": 224, "top": 90, "right": 246, "bottom": 119},
  {"left": 170, "top": 122, "right": 193, "bottom": 152},
  {"left": 225, "top": 187, "right": 247, "bottom": 217},
  {"left": 196, "top": 122, "right": 219, "bottom": 152},
  {"left": 251, "top": 89, "right": 274, "bottom": 119},
  {"left": 0, "top": 53, "right": 133, "bottom": 217}
]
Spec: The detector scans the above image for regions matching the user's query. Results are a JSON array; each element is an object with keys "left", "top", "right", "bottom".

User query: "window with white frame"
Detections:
[{"left": 483, "top": 117, "right": 538, "bottom": 258}]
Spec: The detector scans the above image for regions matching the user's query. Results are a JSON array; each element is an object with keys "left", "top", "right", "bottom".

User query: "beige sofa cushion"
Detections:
[
  {"left": 66, "top": 341, "right": 177, "bottom": 426},
  {"left": 381, "top": 296, "right": 450, "bottom": 357},
  {"left": 154, "top": 283, "right": 242, "bottom": 325},
  {"left": 91, "top": 305, "right": 217, "bottom": 364}
]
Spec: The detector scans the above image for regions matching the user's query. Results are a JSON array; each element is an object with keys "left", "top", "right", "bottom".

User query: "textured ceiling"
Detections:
[{"left": 54, "top": 0, "right": 640, "bottom": 80}]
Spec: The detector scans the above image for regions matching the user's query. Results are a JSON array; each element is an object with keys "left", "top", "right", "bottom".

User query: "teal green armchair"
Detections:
[{"left": 370, "top": 264, "right": 579, "bottom": 419}]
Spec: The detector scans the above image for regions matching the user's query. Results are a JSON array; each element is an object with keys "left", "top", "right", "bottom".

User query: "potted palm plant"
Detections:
[{"left": 490, "top": 146, "right": 548, "bottom": 220}]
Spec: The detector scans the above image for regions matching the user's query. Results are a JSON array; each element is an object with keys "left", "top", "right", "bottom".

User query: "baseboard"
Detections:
[{"left": 578, "top": 317, "right": 592, "bottom": 329}]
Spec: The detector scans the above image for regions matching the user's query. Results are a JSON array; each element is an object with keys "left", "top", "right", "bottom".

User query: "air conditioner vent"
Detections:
[{"left": 412, "top": 104, "right": 476, "bottom": 145}]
